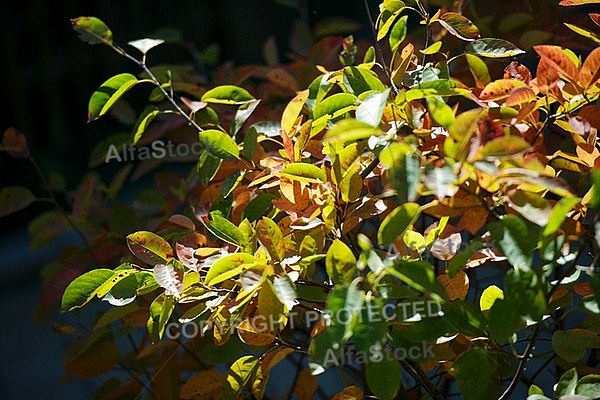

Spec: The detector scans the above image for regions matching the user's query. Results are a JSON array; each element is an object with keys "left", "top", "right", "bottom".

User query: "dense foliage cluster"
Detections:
[{"left": 3, "top": 0, "right": 600, "bottom": 399}]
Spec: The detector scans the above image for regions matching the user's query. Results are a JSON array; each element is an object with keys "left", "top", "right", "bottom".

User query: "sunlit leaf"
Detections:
[
  {"left": 389, "top": 15, "right": 408, "bottom": 52},
  {"left": 420, "top": 41, "right": 443, "bottom": 55},
  {"left": 559, "top": 0, "right": 600, "bottom": 4},
  {"left": 126, "top": 231, "right": 174, "bottom": 265},
  {"left": 198, "top": 129, "right": 239, "bottom": 160},
  {"left": 128, "top": 38, "right": 165, "bottom": 55},
  {"left": 206, "top": 214, "right": 245, "bottom": 247},
  {"left": 324, "top": 118, "right": 382, "bottom": 144},
  {"left": 313, "top": 93, "right": 357, "bottom": 119},
  {"left": 133, "top": 106, "right": 160, "bottom": 143},
  {"left": 379, "top": 141, "right": 420, "bottom": 203},
  {"left": 71, "top": 16, "right": 114, "bottom": 47},
  {"left": 564, "top": 23, "right": 600, "bottom": 45},
  {"left": 437, "top": 12, "right": 480, "bottom": 41},
  {"left": 342, "top": 66, "right": 386, "bottom": 94},
  {"left": 326, "top": 239, "right": 358, "bottom": 285},
  {"left": 356, "top": 88, "right": 390, "bottom": 127},
  {"left": 465, "top": 38, "right": 525, "bottom": 58},
  {"left": 480, "top": 285, "right": 504, "bottom": 311},
  {"left": 534, "top": 45, "right": 580, "bottom": 82},
  {"left": 489, "top": 214, "right": 536, "bottom": 270},
  {"left": 88, "top": 73, "right": 141, "bottom": 121},
  {"left": 201, "top": 85, "right": 255, "bottom": 104},
  {"left": 279, "top": 162, "right": 326, "bottom": 183},
  {"left": 147, "top": 293, "right": 175, "bottom": 342},
  {"left": 154, "top": 262, "right": 184, "bottom": 297},
  {"left": 378, "top": 203, "right": 421, "bottom": 246},
  {"left": 579, "top": 47, "right": 600, "bottom": 89},
  {"left": 281, "top": 89, "right": 309, "bottom": 133},
  {"left": 479, "top": 79, "right": 527, "bottom": 100},
  {"left": 426, "top": 96, "right": 454, "bottom": 127},
  {"left": 332, "top": 386, "right": 364, "bottom": 400},
  {"left": 481, "top": 136, "right": 531, "bottom": 158},
  {"left": 231, "top": 99, "right": 261, "bottom": 135}
]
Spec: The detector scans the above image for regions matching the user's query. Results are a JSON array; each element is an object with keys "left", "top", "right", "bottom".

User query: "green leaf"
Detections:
[
  {"left": 231, "top": 99, "right": 261, "bottom": 135},
  {"left": 61, "top": 268, "right": 137, "bottom": 312},
  {"left": 489, "top": 215, "right": 537, "bottom": 270},
  {"left": 552, "top": 330, "right": 600, "bottom": 363},
  {"left": 378, "top": 203, "right": 421, "bottom": 246},
  {"left": 206, "top": 214, "right": 246, "bottom": 247},
  {"left": 365, "top": 357, "right": 402, "bottom": 400},
  {"left": 0, "top": 186, "right": 35, "bottom": 217},
  {"left": 327, "top": 284, "right": 364, "bottom": 342},
  {"left": 128, "top": 38, "right": 165, "bottom": 55},
  {"left": 126, "top": 231, "right": 173, "bottom": 265},
  {"left": 437, "top": 12, "right": 480, "bottom": 41},
  {"left": 426, "top": 96, "right": 454, "bottom": 128},
  {"left": 420, "top": 41, "right": 443, "bottom": 55},
  {"left": 324, "top": 118, "right": 382, "bottom": 144},
  {"left": 205, "top": 253, "right": 255, "bottom": 286},
  {"left": 466, "top": 53, "right": 491, "bottom": 86},
  {"left": 243, "top": 194, "right": 275, "bottom": 222},
  {"left": 555, "top": 368, "right": 578, "bottom": 397},
  {"left": 201, "top": 85, "right": 255, "bottom": 104},
  {"left": 147, "top": 293, "right": 175, "bottom": 342},
  {"left": 356, "top": 88, "right": 390, "bottom": 127},
  {"left": 449, "top": 348, "right": 492, "bottom": 400},
  {"left": 465, "top": 38, "right": 525, "bottom": 58},
  {"left": 447, "top": 240, "right": 484, "bottom": 277},
  {"left": 198, "top": 129, "right": 239, "bottom": 160},
  {"left": 133, "top": 106, "right": 160, "bottom": 143},
  {"left": 197, "top": 151, "right": 222, "bottom": 186},
  {"left": 479, "top": 285, "right": 504, "bottom": 311},
  {"left": 342, "top": 66, "right": 386, "bottom": 95},
  {"left": 71, "top": 17, "right": 114, "bottom": 47},
  {"left": 88, "top": 73, "right": 140, "bottom": 121},
  {"left": 225, "top": 356, "right": 260, "bottom": 396},
  {"left": 313, "top": 93, "right": 357, "bottom": 119},
  {"left": 386, "top": 260, "right": 446, "bottom": 301},
  {"left": 481, "top": 136, "right": 531, "bottom": 158},
  {"left": 256, "top": 217, "right": 285, "bottom": 262},
  {"left": 353, "top": 298, "right": 387, "bottom": 353},
  {"left": 542, "top": 197, "right": 579, "bottom": 239},
  {"left": 279, "top": 162, "right": 327, "bottom": 183},
  {"left": 379, "top": 142, "right": 420, "bottom": 203},
  {"left": 326, "top": 239, "right": 358, "bottom": 285},
  {"left": 575, "top": 375, "right": 600, "bottom": 398},
  {"left": 389, "top": 15, "right": 408, "bottom": 52}
]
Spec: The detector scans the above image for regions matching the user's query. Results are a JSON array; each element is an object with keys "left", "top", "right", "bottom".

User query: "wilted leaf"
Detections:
[
  {"left": 534, "top": 45, "right": 579, "bottom": 82},
  {"left": 71, "top": 16, "right": 114, "bottom": 47},
  {"left": 126, "top": 231, "right": 174, "bottom": 265},
  {"left": 559, "top": 0, "right": 600, "bottom": 4},
  {"left": 295, "top": 368, "right": 318, "bottom": 400},
  {"left": 332, "top": 386, "right": 364, "bottom": 400}
]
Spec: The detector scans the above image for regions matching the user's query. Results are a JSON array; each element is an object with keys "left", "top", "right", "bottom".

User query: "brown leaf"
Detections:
[
  {"left": 438, "top": 271, "right": 469, "bottom": 300},
  {"left": 2, "top": 127, "right": 30, "bottom": 158},
  {"left": 534, "top": 45, "right": 579, "bottom": 82},
  {"left": 180, "top": 370, "right": 225, "bottom": 400},
  {"left": 456, "top": 207, "right": 488, "bottom": 235},
  {"left": 590, "top": 13, "right": 600, "bottom": 28},
  {"left": 261, "top": 347, "right": 294, "bottom": 373},
  {"left": 294, "top": 368, "right": 318, "bottom": 400},
  {"left": 503, "top": 61, "right": 532, "bottom": 84},
  {"left": 236, "top": 318, "right": 277, "bottom": 346},
  {"left": 579, "top": 104, "right": 600, "bottom": 129},
  {"left": 579, "top": 47, "right": 600, "bottom": 89},
  {"left": 332, "top": 386, "right": 364, "bottom": 400}
]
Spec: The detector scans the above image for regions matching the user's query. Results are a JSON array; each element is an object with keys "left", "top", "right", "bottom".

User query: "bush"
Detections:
[{"left": 3, "top": 0, "right": 600, "bottom": 399}]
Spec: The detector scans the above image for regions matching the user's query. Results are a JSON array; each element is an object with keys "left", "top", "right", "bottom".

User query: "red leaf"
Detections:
[
  {"left": 579, "top": 47, "right": 600, "bottom": 89},
  {"left": 534, "top": 45, "right": 579, "bottom": 82}
]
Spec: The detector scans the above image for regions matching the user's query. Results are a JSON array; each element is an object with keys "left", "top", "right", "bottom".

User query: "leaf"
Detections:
[
  {"left": 437, "top": 12, "right": 480, "bottom": 41},
  {"left": 1, "top": 127, "right": 30, "bottom": 158},
  {"left": 88, "top": 73, "right": 140, "bottom": 121},
  {"left": 332, "top": 386, "right": 364, "bottom": 400},
  {"left": 201, "top": 85, "right": 255, "bottom": 104},
  {"left": 294, "top": 368, "right": 318, "bottom": 400},
  {"left": 326, "top": 239, "right": 358, "bottom": 285},
  {"left": 126, "top": 231, "right": 174, "bottom": 265},
  {"left": 0, "top": 186, "right": 35, "bottom": 217},
  {"left": 154, "top": 262, "right": 184, "bottom": 297},
  {"left": 437, "top": 271, "right": 469, "bottom": 300},
  {"left": 231, "top": 99, "right": 261, "bottom": 135},
  {"left": 279, "top": 162, "right": 327, "bottom": 183},
  {"left": 503, "top": 87, "right": 537, "bottom": 106},
  {"left": 205, "top": 253, "right": 254, "bottom": 286},
  {"left": 342, "top": 66, "right": 386, "bottom": 94},
  {"left": 281, "top": 89, "right": 309, "bottom": 133},
  {"left": 481, "top": 136, "right": 531, "bottom": 158},
  {"left": 389, "top": 15, "right": 408, "bottom": 52},
  {"left": 225, "top": 355, "right": 260, "bottom": 395},
  {"left": 552, "top": 329, "right": 600, "bottom": 363},
  {"left": 313, "top": 93, "right": 357, "bottom": 119},
  {"left": 147, "top": 293, "right": 175, "bottom": 342},
  {"left": 180, "top": 370, "right": 225, "bottom": 400},
  {"left": 465, "top": 53, "right": 491, "bottom": 87},
  {"left": 559, "top": 0, "right": 600, "bottom": 4},
  {"left": 426, "top": 96, "right": 454, "bottom": 128},
  {"left": 133, "top": 106, "right": 160, "bottom": 143},
  {"left": 236, "top": 318, "right": 276, "bottom": 346},
  {"left": 480, "top": 284, "right": 504, "bottom": 311},
  {"left": 479, "top": 79, "right": 527, "bottom": 100},
  {"left": 128, "top": 38, "right": 165, "bottom": 54},
  {"left": 449, "top": 348, "right": 492, "bottom": 400},
  {"left": 356, "top": 88, "right": 390, "bottom": 127},
  {"left": 424, "top": 164, "right": 456, "bottom": 199},
  {"left": 556, "top": 368, "right": 578, "bottom": 397},
  {"left": 489, "top": 215, "right": 536, "bottom": 269},
  {"left": 579, "top": 47, "right": 600, "bottom": 89},
  {"left": 71, "top": 17, "right": 114, "bottom": 47},
  {"left": 534, "top": 45, "right": 579, "bottom": 82},
  {"left": 379, "top": 141, "right": 420, "bottom": 203},
  {"left": 61, "top": 268, "right": 137, "bottom": 312},
  {"left": 365, "top": 357, "right": 402, "bottom": 400},
  {"left": 324, "top": 118, "right": 382, "bottom": 144},
  {"left": 256, "top": 217, "right": 285, "bottom": 261},
  {"left": 542, "top": 197, "right": 580, "bottom": 239},
  {"left": 420, "top": 41, "right": 443, "bottom": 55},
  {"left": 386, "top": 260, "right": 447, "bottom": 300},
  {"left": 378, "top": 203, "right": 421, "bottom": 246},
  {"left": 64, "top": 329, "right": 120, "bottom": 378},
  {"left": 206, "top": 214, "right": 245, "bottom": 247},
  {"left": 575, "top": 375, "right": 600, "bottom": 398},
  {"left": 198, "top": 129, "right": 239, "bottom": 160},
  {"left": 271, "top": 275, "right": 297, "bottom": 310},
  {"left": 465, "top": 38, "right": 525, "bottom": 58}
]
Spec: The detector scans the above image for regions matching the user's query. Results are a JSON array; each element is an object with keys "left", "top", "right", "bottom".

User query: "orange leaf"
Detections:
[
  {"left": 534, "top": 45, "right": 579, "bottom": 82},
  {"left": 576, "top": 143, "right": 600, "bottom": 167},
  {"left": 180, "top": 370, "right": 225, "bottom": 400},
  {"left": 456, "top": 207, "right": 488, "bottom": 235},
  {"left": 479, "top": 79, "right": 527, "bottom": 100},
  {"left": 437, "top": 271, "right": 469, "bottom": 301},
  {"left": 294, "top": 368, "right": 318, "bottom": 400},
  {"left": 559, "top": 0, "right": 600, "bottom": 5},
  {"left": 261, "top": 347, "right": 294, "bottom": 372},
  {"left": 503, "top": 61, "right": 532, "bottom": 84},
  {"left": 590, "top": 13, "right": 600, "bottom": 27},
  {"left": 579, "top": 104, "right": 600, "bottom": 129},
  {"left": 332, "top": 386, "right": 364, "bottom": 400},
  {"left": 579, "top": 47, "right": 600, "bottom": 89},
  {"left": 503, "top": 86, "right": 536, "bottom": 107}
]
